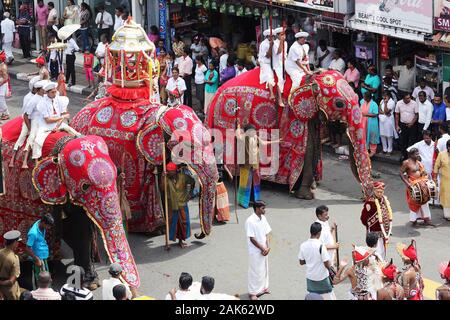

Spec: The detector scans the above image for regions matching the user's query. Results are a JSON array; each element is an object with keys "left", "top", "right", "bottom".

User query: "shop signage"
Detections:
[
  {"left": 355, "top": 0, "right": 433, "bottom": 34},
  {"left": 380, "top": 35, "right": 389, "bottom": 60},
  {"left": 435, "top": 0, "right": 450, "bottom": 31},
  {"left": 291, "top": 0, "right": 335, "bottom": 13},
  {"left": 159, "top": 0, "right": 167, "bottom": 40}
]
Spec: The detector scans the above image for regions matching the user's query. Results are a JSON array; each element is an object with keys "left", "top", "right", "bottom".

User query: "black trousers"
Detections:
[
  {"left": 50, "top": 60, "right": 59, "bottom": 79},
  {"left": 19, "top": 30, "right": 31, "bottom": 58},
  {"left": 65, "top": 54, "right": 76, "bottom": 85},
  {"left": 399, "top": 122, "right": 418, "bottom": 159},
  {"left": 98, "top": 28, "right": 110, "bottom": 42},
  {"left": 183, "top": 74, "right": 192, "bottom": 107}
]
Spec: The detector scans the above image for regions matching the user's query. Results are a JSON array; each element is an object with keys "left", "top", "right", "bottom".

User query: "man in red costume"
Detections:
[
  {"left": 377, "top": 259, "right": 405, "bottom": 300},
  {"left": 360, "top": 181, "right": 392, "bottom": 260},
  {"left": 396, "top": 240, "right": 424, "bottom": 300}
]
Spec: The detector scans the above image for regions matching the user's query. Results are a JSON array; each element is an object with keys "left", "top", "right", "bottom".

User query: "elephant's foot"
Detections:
[
  {"left": 295, "top": 187, "right": 315, "bottom": 200},
  {"left": 84, "top": 271, "right": 100, "bottom": 291}
]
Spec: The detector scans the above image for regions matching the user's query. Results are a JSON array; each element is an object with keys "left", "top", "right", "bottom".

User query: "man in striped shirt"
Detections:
[
  {"left": 60, "top": 265, "right": 93, "bottom": 300},
  {"left": 31, "top": 272, "right": 61, "bottom": 300}
]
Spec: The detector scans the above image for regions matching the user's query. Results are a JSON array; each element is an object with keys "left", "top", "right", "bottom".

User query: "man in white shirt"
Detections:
[
  {"left": 286, "top": 31, "right": 312, "bottom": 91},
  {"left": 64, "top": 35, "right": 79, "bottom": 86},
  {"left": 165, "top": 272, "right": 201, "bottom": 300},
  {"left": 219, "top": 48, "right": 228, "bottom": 74},
  {"left": 416, "top": 91, "right": 433, "bottom": 134},
  {"left": 328, "top": 50, "right": 346, "bottom": 75},
  {"left": 437, "top": 123, "right": 450, "bottom": 152},
  {"left": 258, "top": 28, "right": 276, "bottom": 100},
  {"left": 273, "top": 27, "right": 287, "bottom": 107},
  {"left": 298, "top": 222, "right": 336, "bottom": 300},
  {"left": 393, "top": 58, "right": 416, "bottom": 96},
  {"left": 315, "top": 39, "right": 334, "bottom": 69},
  {"left": 235, "top": 60, "right": 248, "bottom": 77},
  {"left": 95, "top": 35, "right": 108, "bottom": 66},
  {"left": 315, "top": 206, "right": 339, "bottom": 266},
  {"left": 31, "top": 271, "right": 61, "bottom": 300},
  {"left": 190, "top": 36, "right": 202, "bottom": 61},
  {"left": 114, "top": 7, "right": 124, "bottom": 31},
  {"left": 407, "top": 130, "right": 435, "bottom": 179},
  {"left": 95, "top": 5, "right": 113, "bottom": 42},
  {"left": 245, "top": 200, "right": 271, "bottom": 300},
  {"left": 33, "top": 82, "right": 80, "bottom": 160},
  {"left": 1, "top": 12, "right": 15, "bottom": 64},
  {"left": 166, "top": 67, "right": 187, "bottom": 107},
  {"left": 196, "top": 276, "right": 238, "bottom": 300},
  {"left": 102, "top": 263, "right": 133, "bottom": 300},
  {"left": 412, "top": 78, "right": 435, "bottom": 102}
]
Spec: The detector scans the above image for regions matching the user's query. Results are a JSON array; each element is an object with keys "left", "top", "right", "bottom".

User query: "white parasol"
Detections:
[{"left": 57, "top": 24, "right": 81, "bottom": 41}]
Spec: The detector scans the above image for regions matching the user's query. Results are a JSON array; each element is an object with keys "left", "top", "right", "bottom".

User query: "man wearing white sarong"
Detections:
[
  {"left": 245, "top": 200, "right": 271, "bottom": 300},
  {"left": 9, "top": 76, "right": 41, "bottom": 167},
  {"left": 407, "top": 131, "right": 435, "bottom": 179},
  {"left": 33, "top": 82, "right": 80, "bottom": 160},
  {"left": 286, "top": 31, "right": 312, "bottom": 92},
  {"left": 273, "top": 27, "right": 287, "bottom": 107},
  {"left": 258, "top": 29, "right": 276, "bottom": 100}
]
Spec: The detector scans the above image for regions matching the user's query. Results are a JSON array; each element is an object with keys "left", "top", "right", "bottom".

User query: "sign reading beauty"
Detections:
[
  {"left": 355, "top": 0, "right": 432, "bottom": 34},
  {"left": 291, "top": 0, "right": 335, "bottom": 13},
  {"left": 435, "top": 0, "right": 450, "bottom": 31}
]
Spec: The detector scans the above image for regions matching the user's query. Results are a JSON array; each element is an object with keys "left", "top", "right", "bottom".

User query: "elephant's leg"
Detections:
[
  {"left": 62, "top": 203, "right": 99, "bottom": 289},
  {"left": 295, "top": 119, "right": 318, "bottom": 200}
]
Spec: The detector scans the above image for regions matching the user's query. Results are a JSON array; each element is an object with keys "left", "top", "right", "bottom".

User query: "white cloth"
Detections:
[
  {"left": 190, "top": 43, "right": 202, "bottom": 60},
  {"left": 114, "top": 16, "right": 123, "bottom": 31},
  {"left": 95, "top": 11, "right": 113, "bottom": 29},
  {"left": 64, "top": 38, "right": 79, "bottom": 55},
  {"left": 258, "top": 39, "right": 275, "bottom": 87},
  {"left": 47, "top": 8, "right": 58, "bottom": 25},
  {"left": 409, "top": 203, "right": 431, "bottom": 222},
  {"left": 329, "top": 58, "right": 346, "bottom": 74},
  {"left": 166, "top": 77, "right": 187, "bottom": 103},
  {"left": 219, "top": 54, "right": 228, "bottom": 73},
  {"left": 407, "top": 140, "right": 435, "bottom": 178},
  {"left": 13, "top": 122, "right": 29, "bottom": 151},
  {"left": 194, "top": 64, "right": 207, "bottom": 84},
  {"left": 24, "top": 94, "right": 43, "bottom": 120},
  {"left": 444, "top": 207, "right": 450, "bottom": 219},
  {"left": 393, "top": 65, "right": 416, "bottom": 92},
  {"left": 198, "top": 293, "right": 238, "bottom": 300},
  {"left": 367, "top": 251, "right": 384, "bottom": 298},
  {"left": 379, "top": 99, "right": 397, "bottom": 138},
  {"left": 101, "top": 277, "right": 132, "bottom": 300},
  {"left": 95, "top": 42, "right": 106, "bottom": 58},
  {"left": 22, "top": 92, "right": 34, "bottom": 114},
  {"left": 236, "top": 68, "right": 248, "bottom": 77},
  {"left": 286, "top": 42, "right": 309, "bottom": 89},
  {"left": 381, "top": 136, "right": 394, "bottom": 153},
  {"left": 1, "top": 18, "right": 15, "bottom": 43},
  {"left": 437, "top": 133, "right": 450, "bottom": 152},
  {"left": 24, "top": 118, "right": 40, "bottom": 151},
  {"left": 298, "top": 238, "right": 330, "bottom": 281},
  {"left": 2, "top": 42, "right": 13, "bottom": 60},
  {"left": 412, "top": 86, "right": 435, "bottom": 101},
  {"left": 315, "top": 219, "right": 335, "bottom": 264},
  {"left": 375, "top": 238, "right": 386, "bottom": 261},
  {"left": 258, "top": 39, "right": 271, "bottom": 65},
  {"left": 446, "top": 108, "right": 450, "bottom": 122},
  {"left": 316, "top": 46, "right": 334, "bottom": 68},
  {"left": 165, "top": 282, "right": 202, "bottom": 300},
  {"left": 273, "top": 39, "right": 287, "bottom": 91},
  {"left": 417, "top": 100, "right": 433, "bottom": 130},
  {"left": 246, "top": 213, "right": 271, "bottom": 295}
]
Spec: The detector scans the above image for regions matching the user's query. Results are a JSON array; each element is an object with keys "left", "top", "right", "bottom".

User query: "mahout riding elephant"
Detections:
[
  {"left": 207, "top": 68, "right": 375, "bottom": 199},
  {"left": 0, "top": 117, "right": 139, "bottom": 289},
  {"left": 70, "top": 96, "right": 219, "bottom": 238}
]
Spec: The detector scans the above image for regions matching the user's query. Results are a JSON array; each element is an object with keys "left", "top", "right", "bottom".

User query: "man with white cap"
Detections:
[
  {"left": 33, "top": 81, "right": 80, "bottom": 161},
  {"left": 273, "top": 27, "right": 287, "bottom": 107},
  {"left": 1, "top": 12, "right": 15, "bottom": 64},
  {"left": 9, "top": 76, "right": 41, "bottom": 167},
  {"left": 19, "top": 79, "right": 48, "bottom": 169},
  {"left": 258, "top": 28, "right": 276, "bottom": 100},
  {"left": 286, "top": 31, "right": 312, "bottom": 91}
]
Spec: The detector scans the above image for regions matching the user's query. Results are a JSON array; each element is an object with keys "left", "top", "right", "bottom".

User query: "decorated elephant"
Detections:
[
  {"left": 206, "top": 68, "right": 375, "bottom": 199},
  {"left": 0, "top": 117, "right": 139, "bottom": 289}
]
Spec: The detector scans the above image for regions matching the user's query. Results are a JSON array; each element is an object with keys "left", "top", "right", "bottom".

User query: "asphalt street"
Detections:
[{"left": 3, "top": 79, "right": 449, "bottom": 300}]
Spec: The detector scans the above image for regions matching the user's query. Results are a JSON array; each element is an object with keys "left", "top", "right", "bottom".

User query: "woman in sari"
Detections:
[
  {"left": 360, "top": 91, "right": 380, "bottom": 157},
  {"left": 63, "top": 0, "right": 80, "bottom": 26}
]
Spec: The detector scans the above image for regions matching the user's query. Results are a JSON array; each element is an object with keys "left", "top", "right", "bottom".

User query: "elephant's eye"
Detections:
[{"left": 81, "top": 183, "right": 91, "bottom": 192}]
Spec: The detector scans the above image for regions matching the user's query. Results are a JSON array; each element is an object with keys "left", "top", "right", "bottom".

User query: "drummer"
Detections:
[
  {"left": 400, "top": 148, "right": 435, "bottom": 227},
  {"left": 406, "top": 130, "right": 435, "bottom": 179}
]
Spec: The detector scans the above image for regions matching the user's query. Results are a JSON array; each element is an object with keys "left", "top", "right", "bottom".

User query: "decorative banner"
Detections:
[
  {"left": 158, "top": 0, "right": 167, "bottom": 40},
  {"left": 380, "top": 35, "right": 389, "bottom": 60},
  {"left": 355, "top": 0, "right": 433, "bottom": 34},
  {"left": 435, "top": 0, "right": 450, "bottom": 31},
  {"left": 291, "top": 0, "right": 335, "bottom": 13}
]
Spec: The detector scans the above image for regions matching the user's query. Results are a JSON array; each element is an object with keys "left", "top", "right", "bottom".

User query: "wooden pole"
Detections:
[
  {"left": 335, "top": 225, "right": 340, "bottom": 269},
  {"left": 234, "top": 115, "right": 239, "bottom": 224},
  {"left": 162, "top": 142, "right": 170, "bottom": 250}
]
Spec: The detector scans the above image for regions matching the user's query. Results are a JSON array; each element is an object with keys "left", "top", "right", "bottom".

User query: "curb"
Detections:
[{"left": 322, "top": 144, "right": 402, "bottom": 165}]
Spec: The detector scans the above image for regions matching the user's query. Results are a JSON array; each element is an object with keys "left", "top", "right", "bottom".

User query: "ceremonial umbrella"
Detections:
[{"left": 57, "top": 24, "right": 81, "bottom": 41}]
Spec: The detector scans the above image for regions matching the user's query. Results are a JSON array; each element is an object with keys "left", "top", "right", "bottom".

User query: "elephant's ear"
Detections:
[
  {"left": 136, "top": 123, "right": 164, "bottom": 165},
  {"left": 32, "top": 156, "right": 67, "bottom": 205},
  {"left": 288, "top": 84, "right": 319, "bottom": 121}
]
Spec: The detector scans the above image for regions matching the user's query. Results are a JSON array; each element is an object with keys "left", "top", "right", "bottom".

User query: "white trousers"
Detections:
[
  {"left": 24, "top": 120, "right": 39, "bottom": 151},
  {"left": 285, "top": 60, "right": 305, "bottom": 91},
  {"left": 274, "top": 66, "right": 285, "bottom": 92},
  {"left": 409, "top": 203, "right": 431, "bottom": 222},
  {"left": 13, "top": 121, "right": 29, "bottom": 151},
  {"left": 380, "top": 136, "right": 393, "bottom": 153},
  {"left": 33, "top": 123, "right": 80, "bottom": 159},
  {"left": 259, "top": 63, "right": 275, "bottom": 88},
  {"left": 3, "top": 42, "right": 13, "bottom": 60},
  {"left": 375, "top": 238, "right": 386, "bottom": 261},
  {"left": 248, "top": 252, "right": 269, "bottom": 295}
]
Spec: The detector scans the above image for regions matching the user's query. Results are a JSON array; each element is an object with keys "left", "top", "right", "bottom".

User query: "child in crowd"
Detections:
[{"left": 84, "top": 49, "right": 95, "bottom": 88}]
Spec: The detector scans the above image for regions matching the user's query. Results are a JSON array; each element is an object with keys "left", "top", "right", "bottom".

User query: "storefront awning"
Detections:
[
  {"left": 315, "top": 21, "right": 351, "bottom": 34},
  {"left": 346, "top": 17, "right": 427, "bottom": 43},
  {"left": 425, "top": 32, "right": 450, "bottom": 50}
]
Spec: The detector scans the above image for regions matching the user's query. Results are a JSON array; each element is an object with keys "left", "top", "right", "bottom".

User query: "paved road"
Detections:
[{"left": 3, "top": 79, "right": 448, "bottom": 300}]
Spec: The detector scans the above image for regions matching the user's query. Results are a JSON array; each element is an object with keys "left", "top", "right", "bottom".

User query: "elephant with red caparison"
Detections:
[
  {"left": 206, "top": 68, "right": 374, "bottom": 199},
  {"left": 0, "top": 117, "right": 140, "bottom": 289}
]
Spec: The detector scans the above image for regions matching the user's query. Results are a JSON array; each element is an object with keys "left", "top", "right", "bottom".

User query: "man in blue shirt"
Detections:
[
  {"left": 25, "top": 213, "right": 54, "bottom": 289},
  {"left": 431, "top": 94, "right": 447, "bottom": 139}
]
